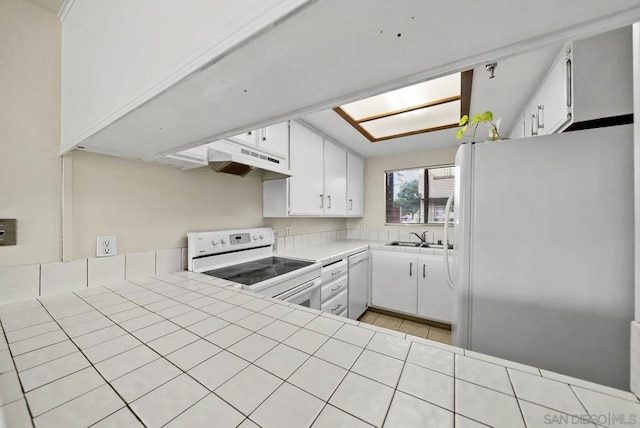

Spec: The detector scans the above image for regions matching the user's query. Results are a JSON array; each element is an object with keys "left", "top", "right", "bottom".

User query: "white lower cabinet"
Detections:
[
  {"left": 371, "top": 251, "right": 417, "bottom": 315},
  {"left": 418, "top": 255, "right": 453, "bottom": 323},
  {"left": 321, "top": 259, "right": 348, "bottom": 318},
  {"left": 371, "top": 250, "right": 453, "bottom": 323}
]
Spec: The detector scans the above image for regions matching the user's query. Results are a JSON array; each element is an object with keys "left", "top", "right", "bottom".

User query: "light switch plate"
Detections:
[
  {"left": 97, "top": 235, "right": 117, "bottom": 257},
  {"left": 0, "top": 219, "right": 17, "bottom": 246}
]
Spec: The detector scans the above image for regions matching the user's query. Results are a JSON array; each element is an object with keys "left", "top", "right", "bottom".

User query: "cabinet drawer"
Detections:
[
  {"left": 321, "top": 289, "right": 348, "bottom": 315},
  {"left": 321, "top": 276, "right": 348, "bottom": 302},
  {"left": 321, "top": 260, "right": 347, "bottom": 283},
  {"left": 336, "top": 308, "right": 348, "bottom": 318}
]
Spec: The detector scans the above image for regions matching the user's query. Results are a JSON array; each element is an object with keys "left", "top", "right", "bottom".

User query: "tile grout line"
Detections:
[
  {"left": 305, "top": 326, "right": 378, "bottom": 427},
  {"left": 9, "top": 272, "right": 580, "bottom": 428},
  {"left": 379, "top": 333, "right": 413, "bottom": 427},
  {"left": 568, "top": 384, "right": 597, "bottom": 425},
  {"left": 84, "top": 276, "right": 283, "bottom": 425},
  {"left": 35, "top": 301, "right": 148, "bottom": 428},
  {"left": 0, "top": 317, "right": 37, "bottom": 428},
  {"left": 67, "top": 284, "right": 242, "bottom": 424},
  {"left": 504, "top": 365, "right": 527, "bottom": 427}
]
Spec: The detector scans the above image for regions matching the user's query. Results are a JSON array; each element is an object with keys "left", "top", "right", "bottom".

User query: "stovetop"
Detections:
[{"left": 202, "top": 256, "right": 315, "bottom": 286}]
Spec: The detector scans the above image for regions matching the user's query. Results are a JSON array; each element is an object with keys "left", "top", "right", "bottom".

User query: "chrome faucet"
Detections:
[{"left": 411, "top": 231, "right": 426, "bottom": 243}]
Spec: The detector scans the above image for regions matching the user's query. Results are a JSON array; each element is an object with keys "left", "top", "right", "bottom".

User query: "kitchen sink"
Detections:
[
  {"left": 387, "top": 241, "right": 423, "bottom": 247},
  {"left": 386, "top": 241, "right": 453, "bottom": 249}
]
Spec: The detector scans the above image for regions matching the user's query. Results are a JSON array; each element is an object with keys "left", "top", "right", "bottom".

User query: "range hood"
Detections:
[{"left": 207, "top": 140, "right": 292, "bottom": 180}]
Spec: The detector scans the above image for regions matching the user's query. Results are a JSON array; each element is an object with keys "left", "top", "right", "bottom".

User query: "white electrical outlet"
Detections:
[
  {"left": 97, "top": 235, "right": 117, "bottom": 257},
  {"left": 285, "top": 226, "right": 291, "bottom": 236}
]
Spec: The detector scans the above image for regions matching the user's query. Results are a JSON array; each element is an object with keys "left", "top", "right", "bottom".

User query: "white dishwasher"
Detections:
[{"left": 348, "top": 250, "right": 369, "bottom": 320}]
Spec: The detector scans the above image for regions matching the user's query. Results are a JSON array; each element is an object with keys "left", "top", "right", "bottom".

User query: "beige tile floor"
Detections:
[{"left": 359, "top": 310, "right": 452, "bottom": 344}]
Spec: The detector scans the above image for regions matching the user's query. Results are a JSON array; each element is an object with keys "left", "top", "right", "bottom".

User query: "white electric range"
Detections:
[{"left": 187, "top": 227, "right": 322, "bottom": 309}]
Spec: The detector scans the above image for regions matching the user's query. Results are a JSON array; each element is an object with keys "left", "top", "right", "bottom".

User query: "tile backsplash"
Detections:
[
  {"left": 279, "top": 230, "right": 347, "bottom": 251},
  {"left": 346, "top": 228, "right": 445, "bottom": 244},
  {"left": 0, "top": 264, "right": 40, "bottom": 302},
  {"left": 275, "top": 228, "right": 445, "bottom": 252},
  {"left": 2, "top": 227, "right": 440, "bottom": 305},
  {"left": 0, "top": 248, "right": 188, "bottom": 306},
  {"left": 1, "top": 228, "right": 352, "bottom": 305}
]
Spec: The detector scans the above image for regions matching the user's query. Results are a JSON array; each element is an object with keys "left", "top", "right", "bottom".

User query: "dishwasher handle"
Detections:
[{"left": 348, "top": 251, "right": 369, "bottom": 266}]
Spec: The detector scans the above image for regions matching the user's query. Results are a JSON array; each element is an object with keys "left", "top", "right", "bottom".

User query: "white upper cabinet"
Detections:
[
  {"left": 227, "top": 121, "right": 290, "bottom": 166},
  {"left": 288, "top": 121, "right": 324, "bottom": 216},
  {"left": 346, "top": 153, "right": 364, "bottom": 217},
  {"left": 323, "top": 140, "right": 347, "bottom": 216},
  {"left": 510, "top": 26, "right": 632, "bottom": 138},
  {"left": 263, "top": 121, "right": 364, "bottom": 218},
  {"left": 228, "top": 130, "right": 258, "bottom": 147},
  {"left": 258, "top": 122, "right": 290, "bottom": 160},
  {"left": 533, "top": 49, "right": 571, "bottom": 135}
]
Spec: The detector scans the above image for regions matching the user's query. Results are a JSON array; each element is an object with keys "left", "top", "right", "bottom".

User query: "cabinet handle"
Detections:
[
  {"left": 531, "top": 114, "right": 538, "bottom": 136},
  {"left": 349, "top": 199, "right": 353, "bottom": 211},
  {"left": 409, "top": 262, "right": 413, "bottom": 276},
  {"left": 423, "top": 264, "right": 426, "bottom": 278},
  {"left": 320, "top": 194, "right": 324, "bottom": 208},
  {"left": 331, "top": 269, "right": 342, "bottom": 276},
  {"left": 331, "top": 303, "right": 343, "bottom": 312},
  {"left": 566, "top": 58, "right": 572, "bottom": 108},
  {"left": 331, "top": 284, "right": 343, "bottom": 291},
  {"left": 537, "top": 105, "right": 544, "bottom": 129},
  {"left": 327, "top": 195, "right": 332, "bottom": 209},
  {"left": 262, "top": 127, "right": 268, "bottom": 141}
]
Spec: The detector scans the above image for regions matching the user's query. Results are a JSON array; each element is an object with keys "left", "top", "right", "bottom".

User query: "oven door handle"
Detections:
[{"left": 275, "top": 278, "right": 321, "bottom": 301}]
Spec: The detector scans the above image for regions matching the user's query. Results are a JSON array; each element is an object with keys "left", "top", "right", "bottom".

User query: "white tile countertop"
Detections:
[
  {"left": 0, "top": 271, "right": 639, "bottom": 428},
  {"left": 275, "top": 239, "right": 449, "bottom": 265},
  {"left": 276, "top": 240, "right": 373, "bottom": 265}
]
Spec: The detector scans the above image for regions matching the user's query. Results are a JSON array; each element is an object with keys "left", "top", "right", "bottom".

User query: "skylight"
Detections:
[{"left": 334, "top": 71, "right": 473, "bottom": 142}]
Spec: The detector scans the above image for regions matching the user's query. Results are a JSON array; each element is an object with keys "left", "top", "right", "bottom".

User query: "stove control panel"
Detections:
[
  {"left": 187, "top": 227, "right": 275, "bottom": 270},
  {"left": 230, "top": 233, "right": 250, "bottom": 245}
]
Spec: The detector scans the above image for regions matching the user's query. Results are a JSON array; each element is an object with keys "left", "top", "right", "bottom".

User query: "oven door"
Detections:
[{"left": 274, "top": 278, "right": 321, "bottom": 310}]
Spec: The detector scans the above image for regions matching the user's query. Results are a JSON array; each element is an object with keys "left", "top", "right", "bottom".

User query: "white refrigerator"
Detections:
[{"left": 446, "top": 124, "right": 634, "bottom": 389}]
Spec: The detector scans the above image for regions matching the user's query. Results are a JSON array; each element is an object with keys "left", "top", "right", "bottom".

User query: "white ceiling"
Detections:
[
  {"left": 301, "top": 43, "right": 563, "bottom": 158},
  {"left": 26, "top": 0, "right": 64, "bottom": 15},
  {"left": 74, "top": 0, "right": 640, "bottom": 160}
]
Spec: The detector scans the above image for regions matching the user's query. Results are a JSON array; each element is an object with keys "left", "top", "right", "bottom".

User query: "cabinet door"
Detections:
[
  {"left": 524, "top": 100, "right": 539, "bottom": 138},
  {"left": 535, "top": 52, "right": 570, "bottom": 135},
  {"left": 259, "top": 121, "right": 289, "bottom": 160},
  {"left": 323, "top": 140, "right": 347, "bottom": 216},
  {"left": 417, "top": 255, "right": 453, "bottom": 323},
  {"left": 228, "top": 130, "right": 258, "bottom": 147},
  {"left": 347, "top": 152, "right": 364, "bottom": 217},
  {"left": 371, "top": 252, "right": 417, "bottom": 315},
  {"left": 289, "top": 121, "right": 324, "bottom": 215}
]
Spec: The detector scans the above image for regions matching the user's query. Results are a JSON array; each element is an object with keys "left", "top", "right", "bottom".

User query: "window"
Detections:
[
  {"left": 385, "top": 165, "right": 454, "bottom": 224},
  {"left": 334, "top": 71, "right": 472, "bottom": 142}
]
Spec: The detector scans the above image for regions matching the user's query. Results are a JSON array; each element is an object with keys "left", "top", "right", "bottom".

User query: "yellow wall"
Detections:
[{"left": 0, "top": 0, "right": 62, "bottom": 266}]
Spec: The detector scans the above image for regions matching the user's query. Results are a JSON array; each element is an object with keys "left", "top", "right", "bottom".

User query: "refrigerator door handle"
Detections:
[{"left": 443, "top": 195, "right": 454, "bottom": 289}]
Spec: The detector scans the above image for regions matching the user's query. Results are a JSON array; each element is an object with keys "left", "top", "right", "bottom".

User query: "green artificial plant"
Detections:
[{"left": 456, "top": 111, "right": 503, "bottom": 141}]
